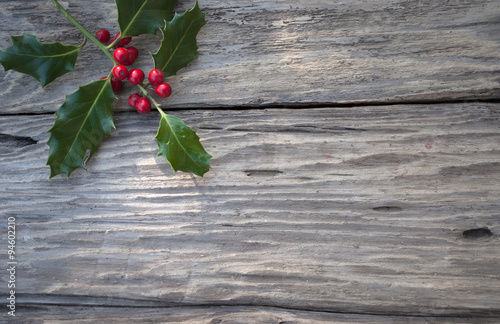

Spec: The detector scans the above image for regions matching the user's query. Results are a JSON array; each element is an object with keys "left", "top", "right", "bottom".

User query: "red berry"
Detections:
[
  {"left": 95, "top": 29, "right": 110, "bottom": 43},
  {"left": 148, "top": 69, "right": 164, "bottom": 85},
  {"left": 113, "top": 47, "right": 129, "bottom": 65},
  {"left": 127, "top": 69, "right": 145, "bottom": 85},
  {"left": 110, "top": 77, "right": 123, "bottom": 93},
  {"left": 112, "top": 65, "right": 128, "bottom": 81},
  {"left": 119, "top": 36, "right": 132, "bottom": 46},
  {"left": 155, "top": 83, "right": 172, "bottom": 98},
  {"left": 128, "top": 93, "right": 142, "bottom": 108},
  {"left": 111, "top": 32, "right": 132, "bottom": 46},
  {"left": 122, "top": 51, "right": 135, "bottom": 66},
  {"left": 135, "top": 97, "right": 151, "bottom": 114},
  {"left": 109, "top": 31, "right": 120, "bottom": 45},
  {"left": 126, "top": 46, "right": 139, "bottom": 60}
]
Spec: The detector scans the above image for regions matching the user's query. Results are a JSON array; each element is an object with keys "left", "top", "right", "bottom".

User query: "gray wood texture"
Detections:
[
  {"left": 1, "top": 0, "right": 499, "bottom": 322},
  {"left": 0, "top": 0, "right": 499, "bottom": 114},
  {"left": 16, "top": 306, "right": 500, "bottom": 324},
  {"left": 2, "top": 104, "right": 500, "bottom": 322}
]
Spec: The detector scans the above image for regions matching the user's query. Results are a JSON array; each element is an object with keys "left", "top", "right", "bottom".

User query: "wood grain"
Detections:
[
  {"left": 1, "top": 0, "right": 499, "bottom": 321},
  {"left": 1, "top": 0, "right": 500, "bottom": 114},
  {"left": 17, "top": 306, "right": 500, "bottom": 323},
  {"left": 1, "top": 103, "right": 499, "bottom": 320}
]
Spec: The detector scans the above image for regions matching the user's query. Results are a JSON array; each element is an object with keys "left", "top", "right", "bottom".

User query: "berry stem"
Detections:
[
  {"left": 50, "top": 0, "right": 115, "bottom": 63},
  {"left": 108, "top": 38, "right": 121, "bottom": 49},
  {"left": 137, "top": 84, "right": 163, "bottom": 112}
]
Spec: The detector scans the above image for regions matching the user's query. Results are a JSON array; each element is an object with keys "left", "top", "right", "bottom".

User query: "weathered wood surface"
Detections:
[
  {"left": 0, "top": 0, "right": 500, "bottom": 114},
  {"left": 1, "top": 103, "right": 500, "bottom": 322},
  {"left": 16, "top": 306, "right": 500, "bottom": 324},
  {"left": 1, "top": 0, "right": 500, "bottom": 322}
]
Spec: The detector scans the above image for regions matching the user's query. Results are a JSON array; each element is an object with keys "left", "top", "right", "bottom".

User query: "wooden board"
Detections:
[
  {"left": 16, "top": 306, "right": 500, "bottom": 323},
  {"left": 1, "top": 103, "right": 499, "bottom": 321},
  {"left": 1, "top": 0, "right": 499, "bottom": 321},
  {"left": 1, "top": 0, "right": 500, "bottom": 114}
]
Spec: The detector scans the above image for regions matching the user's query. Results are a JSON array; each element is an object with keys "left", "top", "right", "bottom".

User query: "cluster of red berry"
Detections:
[{"left": 95, "top": 29, "right": 172, "bottom": 114}]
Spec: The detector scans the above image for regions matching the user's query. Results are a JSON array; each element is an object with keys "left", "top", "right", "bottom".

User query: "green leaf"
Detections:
[
  {"left": 47, "top": 79, "right": 115, "bottom": 178},
  {"left": 0, "top": 33, "right": 82, "bottom": 87},
  {"left": 116, "top": 0, "right": 177, "bottom": 37},
  {"left": 152, "top": 1, "right": 206, "bottom": 77},
  {"left": 155, "top": 108, "right": 211, "bottom": 177}
]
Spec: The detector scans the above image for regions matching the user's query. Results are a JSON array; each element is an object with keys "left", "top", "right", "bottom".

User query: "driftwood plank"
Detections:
[
  {"left": 1, "top": 0, "right": 500, "bottom": 114},
  {"left": 17, "top": 305, "right": 500, "bottom": 323},
  {"left": 1, "top": 103, "right": 499, "bottom": 320}
]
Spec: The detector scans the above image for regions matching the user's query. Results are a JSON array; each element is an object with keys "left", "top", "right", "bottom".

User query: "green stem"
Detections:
[
  {"left": 107, "top": 37, "right": 121, "bottom": 49},
  {"left": 79, "top": 37, "right": 87, "bottom": 48},
  {"left": 137, "top": 84, "right": 163, "bottom": 113},
  {"left": 51, "top": 0, "right": 116, "bottom": 63}
]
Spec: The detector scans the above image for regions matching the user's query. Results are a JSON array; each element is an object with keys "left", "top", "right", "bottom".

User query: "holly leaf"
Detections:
[
  {"left": 152, "top": 1, "right": 206, "bottom": 77},
  {"left": 47, "top": 79, "right": 115, "bottom": 178},
  {"left": 116, "top": 0, "right": 177, "bottom": 37},
  {"left": 155, "top": 108, "right": 211, "bottom": 177},
  {"left": 0, "top": 33, "right": 83, "bottom": 88}
]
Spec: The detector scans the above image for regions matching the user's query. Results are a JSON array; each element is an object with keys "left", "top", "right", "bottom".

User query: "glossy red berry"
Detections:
[
  {"left": 148, "top": 69, "right": 164, "bottom": 85},
  {"left": 126, "top": 46, "right": 139, "bottom": 60},
  {"left": 112, "top": 65, "right": 128, "bottom": 81},
  {"left": 110, "top": 77, "right": 123, "bottom": 93},
  {"left": 113, "top": 47, "right": 129, "bottom": 65},
  {"left": 127, "top": 69, "right": 145, "bottom": 85},
  {"left": 95, "top": 29, "right": 110, "bottom": 43},
  {"left": 114, "top": 32, "right": 132, "bottom": 46},
  {"left": 135, "top": 97, "right": 151, "bottom": 114},
  {"left": 122, "top": 51, "right": 136, "bottom": 66},
  {"left": 111, "top": 32, "right": 132, "bottom": 46},
  {"left": 155, "top": 83, "right": 172, "bottom": 98},
  {"left": 119, "top": 36, "right": 132, "bottom": 46},
  {"left": 128, "top": 93, "right": 142, "bottom": 108}
]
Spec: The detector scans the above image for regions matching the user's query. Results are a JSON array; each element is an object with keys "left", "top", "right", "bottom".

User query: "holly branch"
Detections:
[{"left": 0, "top": 0, "right": 211, "bottom": 178}]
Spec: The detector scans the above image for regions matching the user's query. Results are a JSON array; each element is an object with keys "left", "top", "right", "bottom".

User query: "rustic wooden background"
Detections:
[{"left": 1, "top": 0, "right": 499, "bottom": 322}]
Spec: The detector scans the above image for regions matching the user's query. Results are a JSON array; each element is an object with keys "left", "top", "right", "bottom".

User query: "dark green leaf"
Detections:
[
  {"left": 155, "top": 108, "right": 211, "bottom": 177},
  {"left": 47, "top": 79, "right": 115, "bottom": 178},
  {"left": 152, "top": 1, "right": 206, "bottom": 77},
  {"left": 0, "top": 33, "right": 82, "bottom": 87},
  {"left": 116, "top": 0, "right": 177, "bottom": 37}
]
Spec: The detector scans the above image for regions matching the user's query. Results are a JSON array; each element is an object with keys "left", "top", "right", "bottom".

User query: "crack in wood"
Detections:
[
  {"left": 372, "top": 206, "right": 403, "bottom": 212},
  {"left": 463, "top": 228, "right": 494, "bottom": 240},
  {"left": 17, "top": 294, "right": 500, "bottom": 319},
  {"left": 244, "top": 169, "right": 284, "bottom": 176},
  {"left": 0, "top": 133, "right": 37, "bottom": 147}
]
